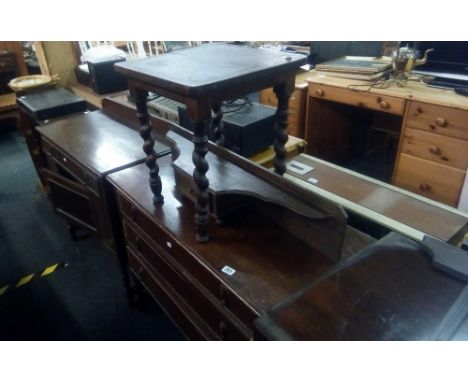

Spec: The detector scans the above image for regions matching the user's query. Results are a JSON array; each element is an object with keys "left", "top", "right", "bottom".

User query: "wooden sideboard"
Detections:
[
  {"left": 260, "top": 70, "right": 309, "bottom": 138},
  {"left": 36, "top": 111, "right": 170, "bottom": 250},
  {"left": 305, "top": 72, "right": 468, "bottom": 207}
]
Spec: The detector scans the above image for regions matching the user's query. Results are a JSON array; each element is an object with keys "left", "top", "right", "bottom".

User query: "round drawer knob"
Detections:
[
  {"left": 379, "top": 101, "right": 389, "bottom": 109},
  {"left": 315, "top": 88, "right": 324, "bottom": 97},
  {"left": 429, "top": 145, "right": 441, "bottom": 155},
  {"left": 62, "top": 157, "right": 67, "bottom": 163},
  {"left": 435, "top": 117, "right": 447, "bottom": 127},
  {"left": 419, "top": 183, "right": 431, "bottom": 192}
]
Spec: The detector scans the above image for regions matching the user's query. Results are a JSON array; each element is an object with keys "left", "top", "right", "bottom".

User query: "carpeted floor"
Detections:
[{"left": 0, "top": 123, "right": 184, "bottom": 340}]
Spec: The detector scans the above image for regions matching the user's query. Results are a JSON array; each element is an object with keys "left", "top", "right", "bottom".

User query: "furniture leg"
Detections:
[
  {"left": 212, "top": 102, "right": 225, "bottom": 146},
  {"left": 192, "top": 118, "right": 211, "bottom": 242},
  {"left": 273, "top": 80, "right": 294, "bottom": 175},
  {"left": 134, "top": 88, "right": 164, "bottom": 204}
]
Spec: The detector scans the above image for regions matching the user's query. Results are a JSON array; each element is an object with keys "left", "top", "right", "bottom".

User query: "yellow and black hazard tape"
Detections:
[{"left": 0, "top": 262, "right": 68, "bottom": 297}]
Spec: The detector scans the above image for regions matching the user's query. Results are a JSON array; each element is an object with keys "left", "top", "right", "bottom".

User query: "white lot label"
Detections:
[
  {"left": 286, "top": 161, "right": 314, "bottom": 175},
  {"left": 221, "top": 265, "right": 236, "bottom": 276}
]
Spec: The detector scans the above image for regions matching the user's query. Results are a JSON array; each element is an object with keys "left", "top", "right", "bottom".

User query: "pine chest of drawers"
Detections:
[{"left": 394, "top": 101, "right": 468, "bottom": 207}]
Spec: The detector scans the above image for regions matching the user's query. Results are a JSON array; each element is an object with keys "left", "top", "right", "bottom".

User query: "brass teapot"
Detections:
[{"left": 392, "top": 46, "right": 434, "bottom": 83}]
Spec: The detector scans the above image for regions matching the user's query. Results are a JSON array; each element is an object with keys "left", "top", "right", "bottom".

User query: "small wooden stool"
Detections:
[{"left": 115, "top": 43, "right": 306, "bottom": 242}]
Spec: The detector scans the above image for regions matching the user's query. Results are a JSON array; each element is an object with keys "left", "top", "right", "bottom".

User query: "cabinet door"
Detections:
[{"left": 42, "top": 168, "right": 98, "bottom": 232}]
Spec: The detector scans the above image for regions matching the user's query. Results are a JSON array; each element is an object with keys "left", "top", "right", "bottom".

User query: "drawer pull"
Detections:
[
  {"left": 166, "top": 241, "right": 172, "bottom": 249},
  {"left": 315, "top": 88, "right": 324, "bottom": 97},
  {"left": 62, "top": 157, "right": 67, "bottom": 163},
  {"left": 419, "top": 183, "right": 431, "bottom": 192},
  {"left": 379, "top": 101, "right": 389, "bottom": 110},
  {"left": 428, "top": 145, "right": 441, "bottom": 155},
  {"left": 435, "top": 117, "right": 447, "bottom": 127}
]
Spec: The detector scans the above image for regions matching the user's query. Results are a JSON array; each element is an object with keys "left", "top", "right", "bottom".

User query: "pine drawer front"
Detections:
[
  {"left": 309, "top": 83, "right": 405, "bottom": 115},
  {"left": 406, "top": 102, "right": 468, "bottom": 141},
  {"left": 394, "top": 154, "right": 465, "bottom": 206},
  {"left": 401, "top": 128, "right": 468, "bottom": 170}
]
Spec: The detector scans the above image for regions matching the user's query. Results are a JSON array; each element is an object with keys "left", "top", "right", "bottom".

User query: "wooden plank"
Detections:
[{"left": 286, "top": 153, "right": 467, "bottom": 242}]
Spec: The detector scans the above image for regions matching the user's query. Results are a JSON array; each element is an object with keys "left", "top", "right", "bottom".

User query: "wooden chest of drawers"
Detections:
[
  {"left": 395, "top": 100, "right": 468, "bottom": 207},
  {"left": 305, "top": 74, "right": 468, "bottom": 208},
  {"left": 107, "top": 155, "right": 373, "bottom": 340}
]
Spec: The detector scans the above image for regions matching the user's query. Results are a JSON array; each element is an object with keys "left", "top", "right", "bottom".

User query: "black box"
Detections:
[
  {"left": 74, "top": 64, "right": 91, "bottom": 87},
  {"left": 17, "top": 88, "right": 87, "bottom": 121},
  {"left": 178, "top": 102, "right": 277, "bottom": 157},
  {"left": 87, "top": 56, "right": 128, "bottom": 94}
]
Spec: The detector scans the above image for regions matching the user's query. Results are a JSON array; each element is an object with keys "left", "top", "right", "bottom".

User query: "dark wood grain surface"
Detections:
[
  {"left": 255, "top": 232, "right": 466, "bottom": 340},
  {"left": 36, "top": 111, "right": 170, "bottom": 176},
  {"left": 114, "top": 43, "right": 307, "bottom": 98},
  {"left": 108, "top": 155, "right": 374, "bottom": 316},
  {"left": 289, "top": 154, "right": 468, "bottom": 243}
]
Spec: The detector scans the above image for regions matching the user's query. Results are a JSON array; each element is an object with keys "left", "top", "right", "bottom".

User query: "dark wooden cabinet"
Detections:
[
  {"left": 36, "top": 110, "right": 171, "bottom": 250},
  {"left": 108, "top": 152, "right": 375, "bottom": 340}
]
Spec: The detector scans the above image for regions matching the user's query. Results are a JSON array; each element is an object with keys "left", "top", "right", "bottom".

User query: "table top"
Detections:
[
  {"left": 36, "top": 110, "right": 170, "bottom": 176},
  {"left": 114, "top": 43, "right": 307, "bottom": 97},
  {"left": 255, "top": 232, "right": 466, "bottom": 340}
]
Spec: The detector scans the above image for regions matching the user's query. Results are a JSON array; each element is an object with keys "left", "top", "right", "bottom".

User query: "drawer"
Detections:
[
  {"left": 406, "top": 101, "right": 468, "bottom": 141},
  {"left": 401, "top": 128, "right": 468, "bottom": 170},
  {"left": 394, "top": 154, "right": 465, "bottom": 206},
  {"left": 42, "top": 168, "right": 98, "bottom": 231},
  {"left": 42, "top": 139, "right": 100, "bottom": 195},
  {"left": 118, "top": 194, "right": 258, "bottom": 329},
  {"left": 124, "top": 223, "right": 251, "bottom": 340},
  {"left": 309, "top": 83, "right": 405, "bottom": 115},
  {"left": 127, "top": 246, "right": 215, "bottom": 340}
]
